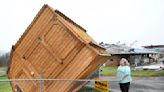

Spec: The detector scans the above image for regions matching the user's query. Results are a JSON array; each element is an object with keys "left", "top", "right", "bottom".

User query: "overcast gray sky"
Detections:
[{"left": 0, "top": 0, "right": 164, "bottom": 52}]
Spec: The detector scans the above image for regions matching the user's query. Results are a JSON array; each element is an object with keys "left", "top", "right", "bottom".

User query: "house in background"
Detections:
[
  {"left": 143, "top": 45, "right": 164, "bottom": 53},
  {"left": 143, "top": 45, "right": 164, "bottom": 57},
  {"left": 99, "top": 42, "right": 159, "bottom": 66},
  {"left": 143, "top": 45, "right": 164, "bottom": 64}
]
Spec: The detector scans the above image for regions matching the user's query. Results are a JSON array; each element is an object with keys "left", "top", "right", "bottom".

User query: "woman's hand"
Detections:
[{"left": 121, "top": 74, "right": 128, "bottom": 81}]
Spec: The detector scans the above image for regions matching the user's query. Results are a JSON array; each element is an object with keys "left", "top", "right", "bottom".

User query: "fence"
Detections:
[
  {"left": 1, "top": 76, "right": 164, "bottom": 92},
  {"left": 0, "top": 78, "right": 114, "bottom": 92}
]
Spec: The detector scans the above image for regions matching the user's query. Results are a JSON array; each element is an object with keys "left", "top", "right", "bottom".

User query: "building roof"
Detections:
[
  {"left": 107, "top": 48, "right": 159, "bottom": 55},
  {"left": 100, "top": 43, "right": 160, "bottom": 55},
  {"left": 143, "top": 45, "right": 164, "bottom": 48}
]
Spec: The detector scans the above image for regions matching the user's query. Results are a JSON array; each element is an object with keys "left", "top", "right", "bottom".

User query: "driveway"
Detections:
[{"left": 100, "top": 76, "right": 164, "bottom": 92}]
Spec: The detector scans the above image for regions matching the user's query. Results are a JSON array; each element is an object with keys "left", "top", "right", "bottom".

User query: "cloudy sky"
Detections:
[{"left": 0, "top": 0, "right": 164, "bottom": 52}]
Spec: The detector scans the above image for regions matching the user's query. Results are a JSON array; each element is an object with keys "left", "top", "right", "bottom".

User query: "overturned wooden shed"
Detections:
[{"left": 8, "top": 4, "right": 110, "bottom": 92}]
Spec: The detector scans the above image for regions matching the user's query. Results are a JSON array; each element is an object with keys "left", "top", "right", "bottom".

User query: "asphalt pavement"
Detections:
[{"left": 100, "top": 76, "right": 164, "bottom": 92}]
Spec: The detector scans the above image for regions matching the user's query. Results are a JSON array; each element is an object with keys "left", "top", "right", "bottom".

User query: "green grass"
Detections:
[
  {"left": 0, "top": 75, "right": 8, "bottom": 79},
  {"left": 0, "top": 75, "right": 12, "bottom": 92},
  {"left": 100, "top": 66, "right": 164, "bottom": 77},
  {"left": 131, "top": 69, "right": 164, "bottom": 77},
  {"left": 0, "top": 82, "right": 12, "bottom": 92},
  {"left": 100, "top": 67, "right": 117, "bottom": 76},
  {"left": 0, "top": 67, "right": 12, "bottom": 92}
]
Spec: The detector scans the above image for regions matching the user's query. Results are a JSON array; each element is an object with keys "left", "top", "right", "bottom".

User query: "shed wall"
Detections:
[{"left": 8, "top": 5, "right": 110, "bottom": 92}]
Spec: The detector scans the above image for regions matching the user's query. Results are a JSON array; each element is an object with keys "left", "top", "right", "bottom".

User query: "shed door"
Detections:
[{"left": 16, "top": 71, "right": 37, "bottom": 92}]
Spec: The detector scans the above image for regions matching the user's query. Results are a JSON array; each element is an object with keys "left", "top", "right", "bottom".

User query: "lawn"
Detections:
[
  {"left": 131, "top": 69, "right": 164, "bottom": 77},
  {"left": 0, "top": 67, "right": 12, "bottom": 92},
  {"left": 0, "top": 75, "right": 12, "bottom": 92},
  {"left": 100, "top": 66, "right": 164, "bottom": 77}
]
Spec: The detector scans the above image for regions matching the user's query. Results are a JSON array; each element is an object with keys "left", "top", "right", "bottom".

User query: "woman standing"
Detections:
[{"left": 116, "top": 58, "right": 132, "bottom": 92}]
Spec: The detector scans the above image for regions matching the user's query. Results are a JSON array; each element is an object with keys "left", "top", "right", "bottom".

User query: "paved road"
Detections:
[{"left": 100, "top": 76, "right": 164, "bottom": 92}]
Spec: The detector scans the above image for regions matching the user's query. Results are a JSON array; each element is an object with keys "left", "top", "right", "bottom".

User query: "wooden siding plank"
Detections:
[
  {"left": 45, "top": 22, "right": 79, "bottom": 60},
  {"left": 56, "top": 15, "right": 87, "bottom": 43},
  {"left": 39, "top": 37, "right": 63, "bottom": 64},
  {"left": 9, "top": 55, "right": 23, "bottom": 78},
  {"left": 15, "top": 7, "right": 54, "bottom": 56},
  {"left": 45, "top": 25, "right": 64, "bottom": 58},
  {"left": 13, "top": 51, "right": 40, "bottom": 78},
  {"left": 61, "top": 47, "right": 96, "bottom": 91},
  {"left": 48, "top": 46, "right": 96, "bottom": 91},
  {"left": 46, "top": 42, "right": 85, "bottom": 89},
  {"left": 27, "top": 44, "right": 51, "bottom": 75},
  {"left": 23, "top": 19, "right": 56, "bottom": 60},
  {"left": 68, "top": 56, "right": 109, "bottom": 91}
]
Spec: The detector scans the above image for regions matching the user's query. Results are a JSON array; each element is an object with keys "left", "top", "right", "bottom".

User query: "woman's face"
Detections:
[{"left": 120, "top": 60, "right": 125, "bottom": 66}]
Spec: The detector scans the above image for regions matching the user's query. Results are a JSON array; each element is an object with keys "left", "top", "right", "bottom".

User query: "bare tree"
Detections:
[{"left": 0, "top": 52, "right": 10, "bottom": 66}]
